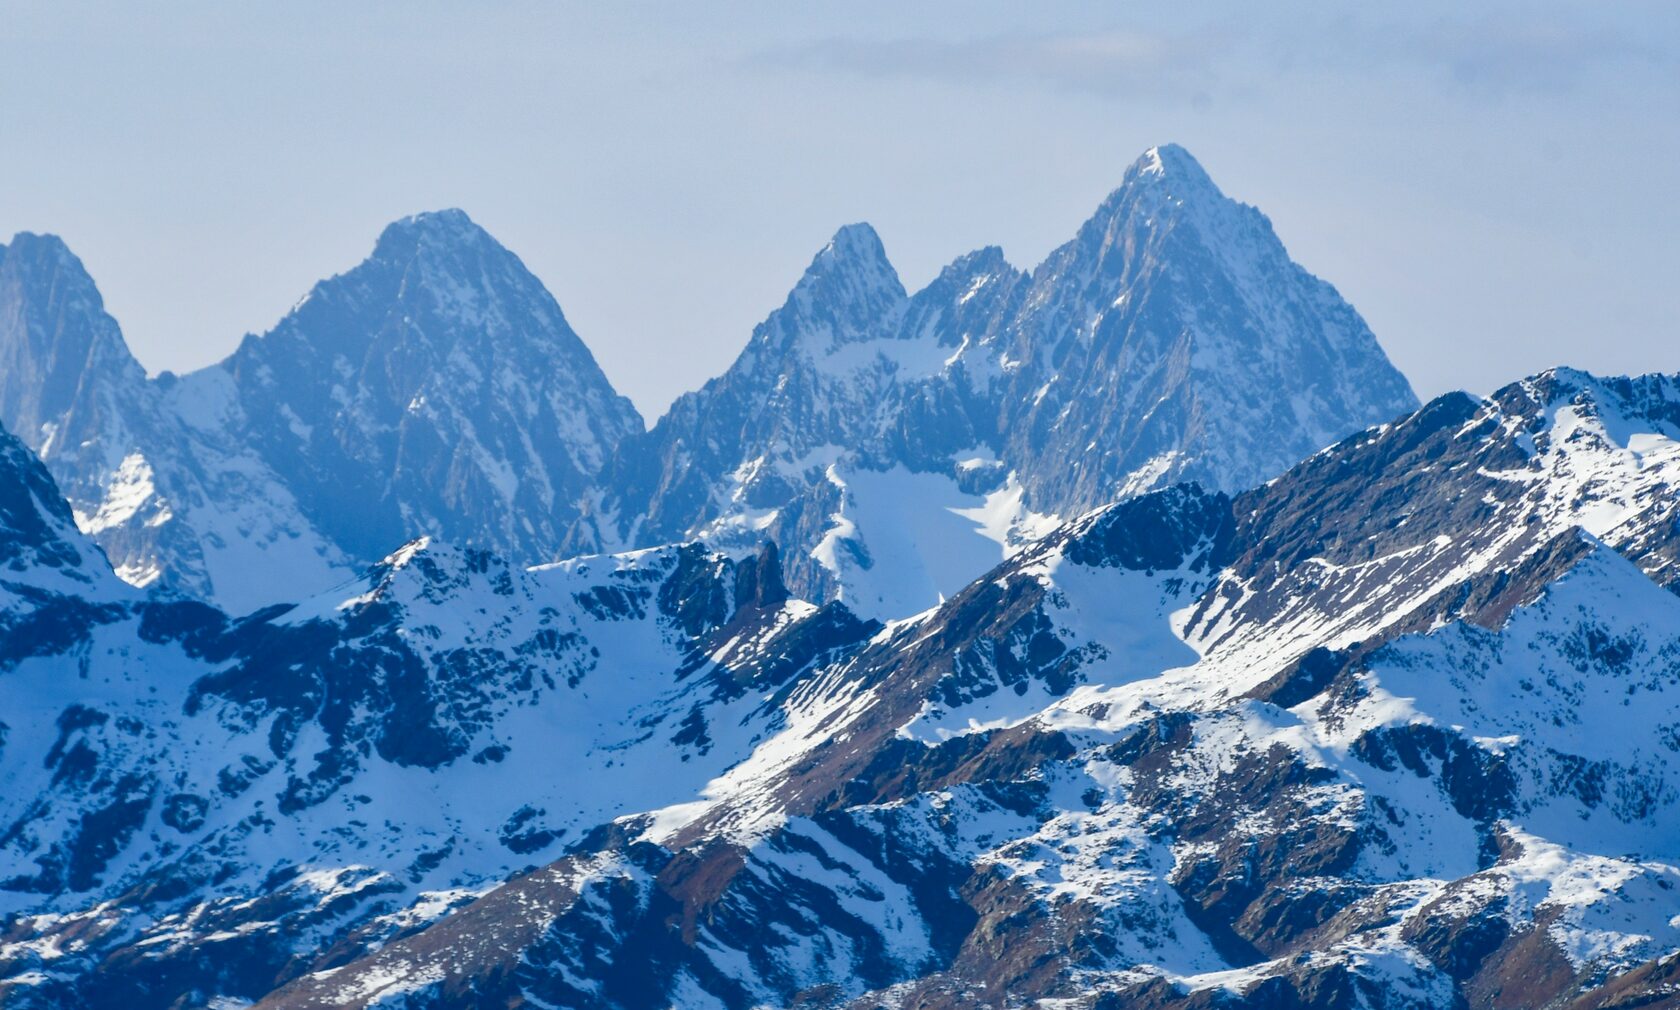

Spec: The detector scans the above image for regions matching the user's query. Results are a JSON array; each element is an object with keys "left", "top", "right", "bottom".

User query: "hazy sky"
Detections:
[{"left": 3, "top": 3, "right": 1676, "bottom": 421}]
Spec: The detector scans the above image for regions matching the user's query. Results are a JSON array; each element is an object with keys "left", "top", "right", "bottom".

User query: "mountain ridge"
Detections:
[
  {"left": 3, "top": 361, "right": 1675, "bottom": 1009},
  {"left": 575, "top": 144, "right": 1419, "bottom": 615},
  {"left": 3, "top": 143, "right": 1677, "bottom": 1010},
  {"left": 238, "top": 364, "right": 1680, "bottom": 1010}
]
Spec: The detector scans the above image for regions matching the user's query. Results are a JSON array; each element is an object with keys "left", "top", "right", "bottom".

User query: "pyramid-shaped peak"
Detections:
[
  {"left": 370, "top": 208, "right": 507, "bottom": 264},
  {"left": 248, "top": 206, "right": 573, "bottom": 363},
  {"left": 811, "top": 222, "right": 895, "bottom": 275},
  {"left": 1130, "top": 143, "right": 1217, "bottom": 188},
  {"left": 340, "top": 208, "right": 561, "bottom": 327},
  {"left": 787, "top": 221, "right": 905, "bottom": 312},
  {"left": 6, "top": 230, "right": 76, "bottom": 261},
  {"left": 803, "top": 220, "right": 900, "bottom": 284},
  {"left": 2, "top": 231, "right": 103, "bottom": 295},
  {"left": 741, "top": 222, "right": 906, "bottom": 353},
  {"left": 1066, "top": 144, "right": 1237, "bottom": 249}
]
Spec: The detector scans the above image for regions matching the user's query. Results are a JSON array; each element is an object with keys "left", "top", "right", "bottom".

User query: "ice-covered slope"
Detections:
[
  {"left": 580, "top": 145, "right": 1418, "bottom": 616},
  {"left": 0, "top": 214, "right": 642, "bottom": 611}
]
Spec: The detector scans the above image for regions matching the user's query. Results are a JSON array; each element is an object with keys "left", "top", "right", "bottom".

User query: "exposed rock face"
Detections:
[
  {"left": 0, "top": 213, "right": 642, "bottom": 612},
  {"left": 215, "top": 209, "right": 643, "bottom": 565},
  {"left": 0, "top": 420, "right": 134, "bottom": 627},
  {"left": 0, "top": 233, "right": 217, "bottom": 595},
  {"left": 577, "top": 145, "right": 1419, "bottom": 614},
  {"left": 2, "top": 367, "right": 1677, "bottom": 1010},
  {"left": 0, "top": 235, "right": 148, "bottom": 474},
  {"left": 0, "top": 424, "right": 105, "bottom": 588},
  {"left": 0, "top": 146, "right": 1418, "bottom": 621},
  {"left": 0, "top": 525, "right": 868, "bottom": 1007}
]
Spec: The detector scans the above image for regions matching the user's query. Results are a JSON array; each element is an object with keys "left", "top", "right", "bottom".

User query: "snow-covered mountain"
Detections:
[
  {"left": 0, "top": 478, "right": 863, "bottom": 1004},
  {"left": 2, "top": 144, "right": 1673, "bottom": 1010},
  {"left": 238, "top": 369, "right": 1680, "bottom": 1010},
  {"left": 2, "top": 147, "right": 1416, "bottom": 620},
  {"left": 3, "top": 366, "right": 1677, "bottom": 1010},
  {"left": 0, "top": 212, "right": 642, "bottom": 612},
  {"left": 576, "top": 145, "right": 1419, "bottom": 615},
  {"left": 252, "top": 534, "right": 1680, "bottom": 1010}
]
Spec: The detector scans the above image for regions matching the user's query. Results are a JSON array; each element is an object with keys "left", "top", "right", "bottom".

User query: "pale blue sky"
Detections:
[{"left": 2, "top": 2, "right": 1676, "bottom": 419}]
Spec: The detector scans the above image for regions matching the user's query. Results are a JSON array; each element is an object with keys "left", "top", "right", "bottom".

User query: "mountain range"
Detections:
[
  {"left": 1, "top": 146, "right": 1675, "bottom": 1010},
  {"left": 0, "top": 145, "right": 1415, "bottom": 617},
  {"left": 574, "top": 145, "right": 1416, "bottom": 614}
]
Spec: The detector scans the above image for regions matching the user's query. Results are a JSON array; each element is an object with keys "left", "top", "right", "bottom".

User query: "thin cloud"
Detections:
[
  {"left": 748, "top": 29, "right": 1240, "bottom": 101},
  {"left": 1302, "top": 14, "right": 1678, "bottom": 96},
  {"left": 750, "top": 15, "right": 1677, "bottom": 103}
]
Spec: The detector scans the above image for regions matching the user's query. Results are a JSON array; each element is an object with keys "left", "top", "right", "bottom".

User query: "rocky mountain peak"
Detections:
[
  {"left": 582, "top": 146, "right": 1421, "bottom": 614},
  {"left": 367, "top": 208, "right": 518, "bottom": 304},
  {"left": 992, "top": 144, "right": 1417, "bottom": 512},
  {"left": 1132, "top": 141, "right": 1218, "bottom": 189},
  {"left": 812, "top": 221, "right": 894, "bottom": 277},
  {"left": 769, "top": 222, "right": 906, "bottom": 352},
  {"left": 0, "top": 233, "right": 146, "bottom": 455},
  {"left": 372, "top": 207, "right": 483, "bottom": 252},
  {"left": 932, "top": 244, "right": 1016, "bottom": 290},
  {"left": 0, "top": 211, "right": 654, "bottom": 610},
  {"left": 898, "top": 244, "right": 1024, "bottom": 346},
  {"left": 1500, "top": 366, "right": 1680, "bottom": 438},
  {"left": 1066, "top": 142, "right": 1270, "bottom": 280},
  {"left": 0, "top": 421, "right": 130, "bottom": 602},
  {"left": 269, "top": 206, "right": 583, "bottom": 361},
  {"left": 3, "top": 230, "right": 87, "bottom": 277},
  {"left": 213, "top": 209, "right": 643, "bottom": 567},
  {"left": 230, "top": 205, "right": 639, "bottom": 423}
]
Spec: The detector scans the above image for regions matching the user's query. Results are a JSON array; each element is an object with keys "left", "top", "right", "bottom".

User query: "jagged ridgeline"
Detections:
[
  {"left": 574, "top": 146, "right": 1418, "bottom": 614},
  {"left": 0, "top": 146, "right": 1415, "bottom": 617},
  {"left": 3, "top": 149, "right": 1678, "bottom": 1010}
]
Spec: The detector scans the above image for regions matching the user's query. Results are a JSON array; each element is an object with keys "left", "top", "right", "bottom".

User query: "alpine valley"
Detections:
[{"left": 0, "top": 147, "right": 1675, "bottom": 1010}]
